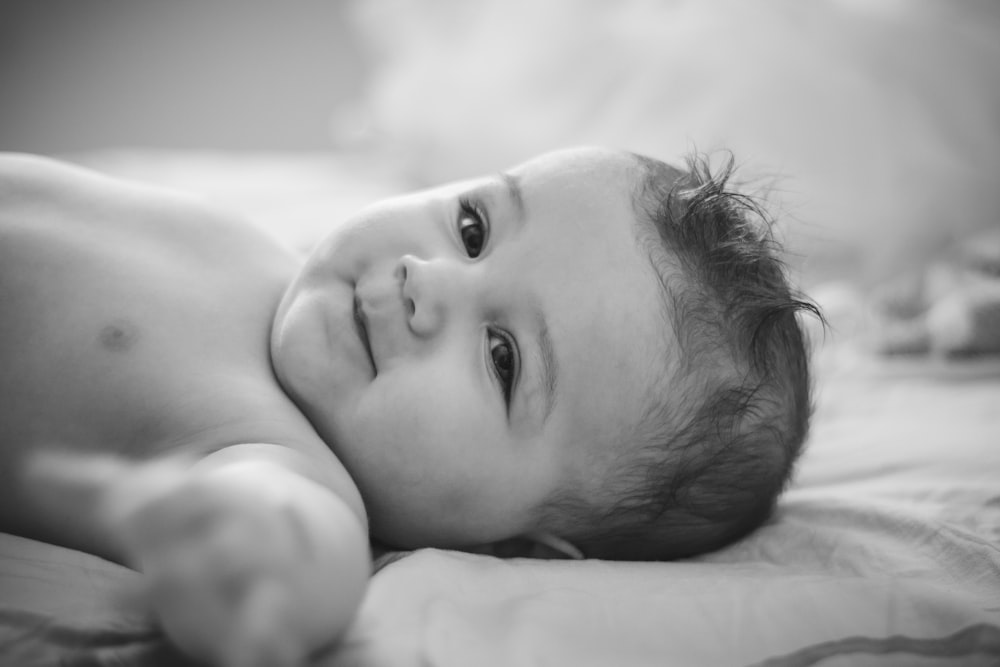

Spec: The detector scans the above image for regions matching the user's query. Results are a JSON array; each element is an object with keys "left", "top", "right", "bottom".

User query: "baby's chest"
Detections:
[{"left": 0, "top": 222, "right": 289, "bottom": 456}]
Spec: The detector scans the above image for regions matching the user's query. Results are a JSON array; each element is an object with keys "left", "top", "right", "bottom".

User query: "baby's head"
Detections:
[
  {"left": 271, "top": 147, "right": 817, "bottom": 560},
  {"left": 543, "top": 152, "right": 819, "bottom": 559}
]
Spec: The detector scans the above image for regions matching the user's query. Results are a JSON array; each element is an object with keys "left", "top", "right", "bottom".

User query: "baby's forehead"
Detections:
[
  {"left": 512, "top": 147, "right": 644, "bottom": 190},
  {"left": 533, "top": 155, "right": 684, "bottom": 465},
  {"left": 508, "top": 150, "right": 658, "bottom": 247},
  {"left": 512, "top": 149, "right": 688, "bottom": 244}
]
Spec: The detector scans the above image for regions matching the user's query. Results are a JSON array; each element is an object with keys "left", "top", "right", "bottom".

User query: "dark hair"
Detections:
[{"left": 547, "top": 151, "right": 822, "bottom": 561}]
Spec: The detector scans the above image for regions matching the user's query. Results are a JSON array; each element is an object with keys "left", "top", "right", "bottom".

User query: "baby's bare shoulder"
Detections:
[
  {"left": 0, "top": 152, "right": 69, "bottom": 179},
  {"left": 0, "top": 152, "right": 138, "bottom": 201},
  {"left": 0, "top": 152, "right": 165, "bottom": 225},
  {"left": 0, "top": 153, "right": 93, "bottom": 203},
  {"left": 0, "top": 153, "right": 275, "bottom": 251}
]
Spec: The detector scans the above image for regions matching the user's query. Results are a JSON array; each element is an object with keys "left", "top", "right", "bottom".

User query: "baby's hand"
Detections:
[
  {"left": 107, "top": 457, "right": 314, "bottom": 666},
  {"left": 32, "top": 451, "right": 368, "bottom": 667}
]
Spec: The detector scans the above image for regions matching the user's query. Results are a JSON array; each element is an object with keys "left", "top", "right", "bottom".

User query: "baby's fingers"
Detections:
[
  {"left": 30, "top": 450, "right": 183, "bottom": 513},
  {"left": 26, "top": 451, "right": 144, "bottom": 535},
  {"left": 27, "top": 450, "right": 129, "bottom": 510},
  {"left": 224, "top": 580, "right": 306, "bottom": 667},
  {"left": 27, "top": 450, "right": 194, "bottom": 558}
]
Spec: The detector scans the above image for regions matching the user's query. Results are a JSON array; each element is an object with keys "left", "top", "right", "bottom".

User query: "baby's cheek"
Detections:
[
  {"left": 352, "top": 384, "right": 439, "bottom": 457},
  {"left": 353, "top": 359, "right": 492, "bottom": 467}
]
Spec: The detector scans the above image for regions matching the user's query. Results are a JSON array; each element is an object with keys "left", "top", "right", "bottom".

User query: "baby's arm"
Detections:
[{"left": 33, "top": 445, "right": 370, "bottom": 667}]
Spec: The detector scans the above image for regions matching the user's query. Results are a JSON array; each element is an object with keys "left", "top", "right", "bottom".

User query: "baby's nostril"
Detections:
[{"left": 405, "top": 297, "right": 416, "bottom": 317}]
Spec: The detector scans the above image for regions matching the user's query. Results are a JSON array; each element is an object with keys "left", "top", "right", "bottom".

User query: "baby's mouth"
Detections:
[{"left": 353, "top": 294, "right": 377, "bottom": 375}]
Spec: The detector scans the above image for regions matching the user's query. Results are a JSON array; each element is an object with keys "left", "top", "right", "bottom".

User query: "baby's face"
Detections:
[{"left": 272, "top": 147, "right": 670, "bottom": 548}]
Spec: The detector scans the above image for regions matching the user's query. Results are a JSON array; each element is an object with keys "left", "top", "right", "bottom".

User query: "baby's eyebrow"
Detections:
[
  {"left": 534, "top": 310, "right": 558, "bottom": 424},
  {"left": 498, "top": 171, "right": 525, "bottom": 219},
  {"left": 515, "top": 306, "right": 558, "bottom": 431}
]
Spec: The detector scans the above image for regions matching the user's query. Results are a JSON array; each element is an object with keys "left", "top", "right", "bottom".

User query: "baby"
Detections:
[{"left": 0, "top": 147, "right": 815, "bottom": 665}]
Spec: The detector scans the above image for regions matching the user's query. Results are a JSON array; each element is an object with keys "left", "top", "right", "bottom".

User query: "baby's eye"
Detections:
[
  {"left": 458, "top": 198, "right": 488, "bottom": 258},
  {"left": 488, "top": 330, "right": 517, "bottom": 401}
]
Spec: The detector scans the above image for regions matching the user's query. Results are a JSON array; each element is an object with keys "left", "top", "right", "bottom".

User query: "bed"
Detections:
[{"left": 2, "top": 1, "right": 999, "bottom": 665}]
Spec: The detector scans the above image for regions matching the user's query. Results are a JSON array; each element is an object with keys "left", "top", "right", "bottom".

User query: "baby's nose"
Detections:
[
  {"left": 398, "top": 254, "right": 449, "bottom": 338},
  {"left": 394, "top": 260, "right": 416, "bottom": 320}
]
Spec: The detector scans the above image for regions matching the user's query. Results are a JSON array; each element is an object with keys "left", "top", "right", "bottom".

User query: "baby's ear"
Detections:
[{"left": 470, "top": 533, "right": 584, "bottom": 560}]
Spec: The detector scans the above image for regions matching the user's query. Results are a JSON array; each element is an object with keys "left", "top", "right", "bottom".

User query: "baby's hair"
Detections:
[{"left": 546, "top": 151, "right": 822, "bottom": 560}]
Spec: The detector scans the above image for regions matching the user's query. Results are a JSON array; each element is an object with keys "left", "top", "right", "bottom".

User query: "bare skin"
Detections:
[{"left": 0, "top": 154, "right": 368, "bottom": 665}]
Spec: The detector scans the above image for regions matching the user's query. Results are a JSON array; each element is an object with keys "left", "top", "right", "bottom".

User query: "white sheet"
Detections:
[{"left": 332, "top": 324, "right": 1000, "bottom": 666}]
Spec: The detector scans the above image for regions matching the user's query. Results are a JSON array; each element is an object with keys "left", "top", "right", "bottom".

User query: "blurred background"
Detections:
[
  {"left": 2, "top": 0, "right": 998, "bottom": 286},
  {"left": 0, "top": 0, "right": 366, "bottom": 152}
]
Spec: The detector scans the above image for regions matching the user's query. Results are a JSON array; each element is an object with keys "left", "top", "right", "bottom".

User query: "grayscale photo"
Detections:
[{"left": 0, "top": 2, "right": 998, "bottom": 666}]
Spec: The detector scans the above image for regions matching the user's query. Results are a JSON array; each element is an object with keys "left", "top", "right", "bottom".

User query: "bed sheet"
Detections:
[
  {"left": 1, "top": 152, "right": 998, "bottom": 667},
  {"left": 334, "top": 328, "right": 1000, "bottom": 667}
]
